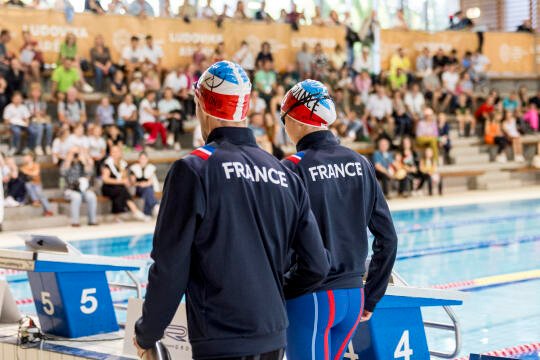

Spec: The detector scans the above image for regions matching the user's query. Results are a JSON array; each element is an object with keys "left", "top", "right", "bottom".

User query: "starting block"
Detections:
[{"left": 0, "top": 235, "right": 143, "bottom": 338}]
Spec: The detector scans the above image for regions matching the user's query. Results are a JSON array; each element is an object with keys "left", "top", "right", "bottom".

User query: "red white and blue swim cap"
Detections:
[
  {"left": 281, "top": 80, "right": 336, "bottom": 128},
  {"left": 194, "top": 61, "right": 251, "bottom": 122}
]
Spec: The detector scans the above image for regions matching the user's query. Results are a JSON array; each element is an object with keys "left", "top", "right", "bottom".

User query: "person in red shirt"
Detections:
[{"left": 475, "top": 95, "right": 495, "bottom": 133}]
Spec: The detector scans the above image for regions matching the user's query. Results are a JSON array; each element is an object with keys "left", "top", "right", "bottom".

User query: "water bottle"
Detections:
[{"left": 142, "top": 341, "right": 171, "bottom": 360}]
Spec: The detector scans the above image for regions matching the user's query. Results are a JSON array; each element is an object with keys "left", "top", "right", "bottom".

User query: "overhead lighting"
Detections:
[{"left": 466, "top": 7, "right": 481, "bottom": 19}]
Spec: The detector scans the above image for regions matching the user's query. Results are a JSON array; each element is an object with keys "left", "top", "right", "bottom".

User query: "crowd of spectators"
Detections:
[{"left": 0, "top": 3, "right": 538, "bottom": 231}]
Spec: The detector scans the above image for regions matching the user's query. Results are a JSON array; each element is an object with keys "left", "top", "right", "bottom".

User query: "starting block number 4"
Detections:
[
  {"left": 394, "top": 330, "right": 414, "bottom": 360},
  {"left": 40, "top": 288, "right": 99, "bottom": 316}
]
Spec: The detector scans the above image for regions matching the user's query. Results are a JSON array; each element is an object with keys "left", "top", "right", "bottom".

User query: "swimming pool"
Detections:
[{"left": 3, "top": 198, "right": 540, "bottom": 358}]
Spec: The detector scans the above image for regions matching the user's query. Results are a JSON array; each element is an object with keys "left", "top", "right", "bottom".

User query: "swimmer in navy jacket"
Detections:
[
  {"left": 134, "top": 62, "right": 330, "bottom": 360},
  {"left": 280, "top": 80, "right": 398, "bottom": 360}
]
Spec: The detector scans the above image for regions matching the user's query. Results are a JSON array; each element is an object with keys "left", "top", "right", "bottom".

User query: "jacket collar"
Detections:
[
  {"left": 297, "top": 130, "right": 339, "bottom": 152},
  {"left": 206, "top": 127, "right": 258, "bottom": 147}
]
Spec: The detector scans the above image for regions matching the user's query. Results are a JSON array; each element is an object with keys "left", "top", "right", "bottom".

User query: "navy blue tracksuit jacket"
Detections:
[
  {"left": 135, "top": 127, "right": 330, "bottom": 359},
  {"left": 283, "top": 130, "right": 398, "bottom": 312}
]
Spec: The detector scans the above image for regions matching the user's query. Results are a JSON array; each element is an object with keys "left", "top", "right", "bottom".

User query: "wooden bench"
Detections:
[{"left": 439, "top": 170, "right": 485, "bottom": 179}]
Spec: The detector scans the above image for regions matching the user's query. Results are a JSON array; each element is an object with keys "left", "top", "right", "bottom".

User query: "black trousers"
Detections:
[{"left": 199, "top": 349, "right": 285, "bottom": 360}]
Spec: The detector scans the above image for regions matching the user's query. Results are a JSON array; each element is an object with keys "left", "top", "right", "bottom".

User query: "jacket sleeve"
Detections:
[
  {"left": 135, "top": 160, "right": 205, "bottom": 349},
  {"left": 284, "top": 186, "right": 330, "bottom": 299},
  {"left": 364, "top": 163, "right": 398, "bottom": 312}
]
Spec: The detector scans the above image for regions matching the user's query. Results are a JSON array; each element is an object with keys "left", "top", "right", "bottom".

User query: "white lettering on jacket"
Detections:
[
  {"left": 222, "top": 162, "right": 288, "bottom": 188},
  {"left": 308, "top": 162, "right": 364, "bottom": 182}
]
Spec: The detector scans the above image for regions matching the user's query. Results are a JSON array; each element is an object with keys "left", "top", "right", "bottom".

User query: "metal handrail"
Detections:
[
  {"left": 391, "top": 271, "right": 461, "bottom": 358},
  {"left": 110, "top": 270, "right": 143, "bottom": 320}
]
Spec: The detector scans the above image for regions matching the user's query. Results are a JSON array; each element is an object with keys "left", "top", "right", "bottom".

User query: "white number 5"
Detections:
[
  {"left": 41, "top": 292, "right": 54, "bottom": 315},
  {"left": 80, "top": 288, "right": 98, "bottom": 314},
  {"left": 394, "top": 330, "right": 413, "bottom": 360}
]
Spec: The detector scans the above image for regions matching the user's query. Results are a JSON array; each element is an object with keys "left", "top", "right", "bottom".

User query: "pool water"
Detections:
[{"left": 4, "top": 198, "right": 540, "bottom": 358}]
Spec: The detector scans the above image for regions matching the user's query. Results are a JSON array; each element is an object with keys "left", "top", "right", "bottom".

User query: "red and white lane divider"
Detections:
[
  {"left": 454, "top": 342, "right": 540, "bottom": 360},
  {"left": 431, "top": 280, "right": 476, "bottom": 290}
]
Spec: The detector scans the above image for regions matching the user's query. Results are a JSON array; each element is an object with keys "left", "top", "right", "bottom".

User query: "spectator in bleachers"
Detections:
[
  {"left": 192, "top": 43, "right": 207, "bottom": 73},
  {"left": 0, "top": 74, "right": 7, "bottom": 113},
  {"left": 328, "top": 9, "right": 340, "bottom": 25},
  {"left": 52, "top": 128, "right": 71, "bottom": 165},
  {"left": 391, "top": 152, "right": 411, "bottom": 196},
  {"left": 110, "top": 70, "right": 128, "bottom": 103},
  {"left": 449, "top": 10, "right": 473, "bottom": 30},
  {"left": 471, "top": 50, "right": 490, "bottom": 86},
  {"left": 286, "top": 3, "right": 305, "bottom": 30},
  {"left": 163, "top": 65, "right": 189, "bottom": 96},
  {"left": 416, "top": 107, "right": 439, "bottom": 162},
  {"left": 3, "top": 155, "right": 26, "bottom": 207},
  {"left": 139, "top": 90, "right": 166, "bottom": 146},
  {"left": 121, "top": 36, "right": 144, "bottom": 77},
  {"left": 330, "top": 44, "right": 347, "bottom": 71},
  {"left": 254, "top": 59, "right": 276, "bottom": 104},
  {"left": 85, "top": 0, "right": 105, "bottom": 13},
  {"left": 456, "top": 71, "right": 474, "bottom": 99},
  {"left": 516, "top": 19, "right": 534, "bottom": 33},
  {"left": 233, "top": 41, "right": 255, "bottom": 74},
  {"left": 392, "top": 91, "right": 412, "bottom": 139},
  {"left": 233, "top": 1, "right": 248, "bottom": 20},
  {"left": 401, "top": 136, "right": 419, "bottom": 180},
  {"left": 404, "top": 82, "right": 425, "bottom": 121},
  {"left": 108, "top": 0, "right": 126, "bottom": 13},
  {"left": 249, "top": 89, "right": 267, "bottom": 115},
  {"left": 143, "top": 69, "right": 161, "bottom": 91},
  {"left": 523, "top": 102, "right": 538, "bottom": 132},
  {"left": 366, "top": 84, "right": 393, "bottom": 137},
  {"left": 178, "top": 0, "right": 196, "bottom": 22},
  {"left": 255, "top": 42, "right": 273, "bottom": 69},
  {"left": 390, "top": 47, "right": 411, "bottom": 78},
  {"left": 58, "top": 87, "right": 86, "bottom": 126},
  {"left": 212, "top": 41, "right": 227, "bottom": 63},
  {"left": 518, "top": 85, "right": 530, "bottom": 109},
  {"left": 254, "top": 1, "right": 272, "bottom": 22},
  {"left": 129, "top": 151, "right": 160, "bottom": 217},
  {"left": 19, "top": 30, "right": 43, "bottom": 83},
  {"left": 129, "top": 71, "right": 146, "bottom": 102},
  {"left": 485, "top": 112, "right": 508, "bottom": 163},
  {"left": 415, "top": 47, "right": 432, "bottom": 77},
  {"left": 88, "top": 125, "right": 106, "bottom": 173},
  {"left": 393, "top": 8, "right": 408, "bottom": 30},
  {"left": 475, "top": 94, "right": 496, "bottom": 132},
  {"left": 441, "top": 63, "right": 459, "bottom": 111},
  {"left": 61, "top": 147, "right": 98, "bottom": 227},
  {"left": 354, "top": 69, "right": 372, "bottom": 103},
  {"left": 0, "top": 29, "right": 12, "bottom": 75},
  {"left": 3, "top": 91, "right": 35, "bottom": 155},
  {"left": 20, "top": 152, "right": 54, "bottom": 216},
  {"left": 502, "top": 110, "right": 525, "bottom": 162},
  {"left": 67, "top": 123, "right": 90, "bottom": 151},
  {"left": 352, "top": 47, "right": 373, "bottom": 75},
  {"left": 438, "top": 112, "right": 451, "bottom": 164},
  {"left": 128, "top": 0, "right": 154, "bottom": 17},
  {"left": 90, "top": 34, "right": 114, "bottom": 92},
  {"left": 432, "top": 48, "right": 449, "bottom": 70},
  {"left": 51, "top": 57, "right": 81, "bottom": 94},
  {"left": 462, "top": 50, "right": 473, "bottom": 71},
  {"left": 142, "top": 35, "right": 163, "bottom": 73},
  {"left": 248, "top": 112, "right": 273, "bottom": 153},
  {"left": 502, "top": 91, "right": 520, "bottom": 113},
  {"left": 105, "top": 125, "right": 124, "bottom": 154},
  {"left": 373, "top": 137, "right": 394, "bottom": 196},
  {"left": 455, "top": 93, "right": 475, "bottom": 137},
  {"left": 96, "top": 96, "right": 115, "bottom": 128},
  {"left": 118, "top": 93, "right": 141, "bottom": 149},
  {"left": 58, "top": 32, "right": 93, "bottom": 93},
  {"left": 200, "top": 0, "right": 216, "bottom": 19},
  {"left": 5, "top": 58, "right": 25, "bottom": 100},
  {"left": 26, "top": 82, "right": 52, "bottom": 155},
  {"left": 158, "top": 87, "right": 182, "bottom": 150},
  {"left": 296, "top": 42, "right": 312, "bottom": 79},
  {"left": 529, "top": 89, "right": 540, "bottom": 109},
  {"left": 101, "top": 145, "right": 148, "bottom": 222},
  {"left": 417, "top": 147, "right": 442, "bottom": 195},
  {"left": 389, "top": 67, "right": 407, "bottom": 92},
  {"left": 312, "top": 43, "right": 328, "bottom": 80}
]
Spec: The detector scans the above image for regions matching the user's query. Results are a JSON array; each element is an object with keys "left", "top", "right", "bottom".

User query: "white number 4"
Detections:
[
  {"left": 394, "top": 330, "right": 413, "bottom": 360},
  {"left": 41, "top": 291, "right": 54, "bottom": 315},
  {"left": 80, "top": 288, "right": 98, "bottom": 314}
]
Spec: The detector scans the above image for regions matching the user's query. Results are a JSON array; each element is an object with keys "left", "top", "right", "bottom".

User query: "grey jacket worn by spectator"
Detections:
[
  {"left": 135, "top": 127, "right": 329, "bottom": 359},
  {"left": 283, "top": 130, "right": 398, "bottom": 312}
]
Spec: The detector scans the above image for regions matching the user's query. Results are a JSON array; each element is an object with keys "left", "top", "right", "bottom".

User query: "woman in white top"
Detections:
[
  {"left": 118, "top": 94, "right": 142, "bottom": 150},
  {"left": 52, "top": 128, "right": 72, "bottom": 166},
  {"left": 3, "top": 92, "right": 35, "bottom": 155},
  {"left": 129, "top": 152, "right": 159, "bottom": 217},
  {"left": 502, "top": 110, "right": 525, "bottom": 162},
  {"left": 88, "top": 125, "right": 107, "bottom": 176},
  {"left": 139, "top": 90, "right": 167, "bottom": 147},
  {"left": 158, "top": 87, "right": 183, "bottom": 150},
  {"left": 66, "top": 123, "right": 90, "bottom": 152}
]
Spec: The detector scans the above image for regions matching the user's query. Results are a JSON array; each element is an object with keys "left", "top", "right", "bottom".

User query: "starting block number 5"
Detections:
[
  {"left": 40, "top": 288, "right": 99, "bottom": 316},
  {"left": 394, "top": 330, "right": 414, "bottom": 360}
]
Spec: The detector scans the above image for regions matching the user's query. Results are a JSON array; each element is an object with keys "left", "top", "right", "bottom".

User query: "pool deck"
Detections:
[{"left": 0, "top": 185, "right": 538, "bottom": 359}]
